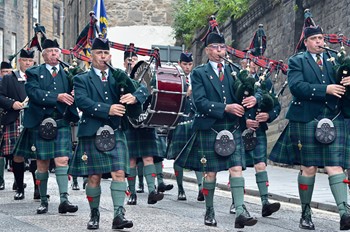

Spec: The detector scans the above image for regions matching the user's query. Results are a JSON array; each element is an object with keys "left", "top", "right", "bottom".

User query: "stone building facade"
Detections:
[
  {"left": 0, "top": 0, "right": 64, "bottom": 65},
  {"left": 63, "top": 0, "right": 176, "bottom": 50},
  {"left": 191, "top": 0, "right": 350, "bottom": 153},
  {"left": 0, "top": 0, "right": 24, "bottom": 65}
]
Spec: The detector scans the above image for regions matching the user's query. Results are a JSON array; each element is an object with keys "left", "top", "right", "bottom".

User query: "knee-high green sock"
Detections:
[
  {"left": 0, "top": 157, "right": 4, "bottom": 184},
  {"left": 36, "top": 171, "right": 49, "bottom": 204},
  {"left": 111, "top": 181, "right": 127, "bottom": 217},
  {"left": 256, "top": 171, "right": 269, "bottom": 204},
  {"left": 137, "top": 162, "right": 144, "bottom": 185},
  {"left": 195, "top": 171, "right": 203, "bottom": 191},
  {"left": 298, "top": 174, "right": 315, "bottom": 211},
  {"left": 174, "top": 164, "right": 183, "bottom": 190},
  {"left": 73, "top": 176, "right": 78, "bottom": 185},
  {"left": 127, "top": 167, "right": 137, "bottom": 194},
  {"left": 203, "top": 179, "right": 216, "bottom": 208},
  {"left": 155, "top": 162, "right": 164, "bottom": 185},
  {"left": 230, "top": 177, "right": 245, "bottom": 216},
  {"left": 329, "top": 173, "right": 348, "bottom": 217},
  {"left": 144, "top": 164, "right": 156, "bottom": 192},
  {"left": 55, "top": 166, "right": 69, "bottom": 203},
  {"left": 86, "top": 185, "right": 101, "bottom": 209}
]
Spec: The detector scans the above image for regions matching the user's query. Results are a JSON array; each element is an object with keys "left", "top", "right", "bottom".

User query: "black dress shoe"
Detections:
[
  {"left": 148, "top": 190, "right": 164, "bottom": 204},
  {"left": 0, "top": 182, "right": 4, "bottom": 190},
  {"left": 204, "top": 207, "right": 217, "bottom": 227},
  {"left": 87, "top": 208, "right": 100, "bottom": 230},
  {"left": 58, "top": 200, "right": 78, "bottom": 214},
  {"left": 299, "top": 204, "right": 315, "bottom": 230},
  {"left": 235, "top": 205, "right": 258, "bottom": 228},
  {"left": 136, "top": 183, "right": 144, "bottom": 193},
  {"left": 14, "top": 191, "right": 25, "bottom": 200},
  {"left": 127, "top": 193, "right": 137, "bottom": 205},
  {"left": 157, "top": 182, "right": 174, "bottom": 192},
  {"left": 230, "top": 203, "right": 236, "bottom": 214},
  {"left": 177, "top": 190, "right": 187, "bottom": 201},
  {"left": 197, "top": 190, "right": 204, "bottom": 201},
  {"left": 72, "top": 182, "right": 80, "bottom": 191},
  {"left": 262, "top": 201, "right": 281, "bottom": 217},
  {"left": 37, "top": 203, "right": 48, "bottom": 214},
  {"left": 112, "top": 207, "right": 133, "bottom": 229},
  {"left": 340, "top": 212, "right": 350, "bottom": 230}
]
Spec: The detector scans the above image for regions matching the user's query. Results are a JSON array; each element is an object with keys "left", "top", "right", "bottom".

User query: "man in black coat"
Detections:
[{"left": 0, "top": 49, "right": 37, "bottom": 199}]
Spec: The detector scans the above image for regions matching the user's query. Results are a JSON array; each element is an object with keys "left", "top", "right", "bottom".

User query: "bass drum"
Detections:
[{"left": 129, "top": 63, "right": 186, "bottom": 129}]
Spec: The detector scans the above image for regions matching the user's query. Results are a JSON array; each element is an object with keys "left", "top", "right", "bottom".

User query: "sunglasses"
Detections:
[{"left": 208, "top": 44, "right": 226, "bottom": 49}]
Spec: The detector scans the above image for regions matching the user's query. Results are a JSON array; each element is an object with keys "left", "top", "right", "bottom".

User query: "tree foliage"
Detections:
[{"left": 172, "top": 0, "right": 251, "bottom": 47}]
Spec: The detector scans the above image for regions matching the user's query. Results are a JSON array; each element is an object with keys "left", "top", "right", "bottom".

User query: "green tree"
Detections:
[{"left": 172, "top": 0, "right": 251, "bottom": 47}]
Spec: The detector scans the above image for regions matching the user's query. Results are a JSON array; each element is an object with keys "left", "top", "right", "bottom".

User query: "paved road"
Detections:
[{"left": 0, "top": 170, "right": 344, "bottom": 232}]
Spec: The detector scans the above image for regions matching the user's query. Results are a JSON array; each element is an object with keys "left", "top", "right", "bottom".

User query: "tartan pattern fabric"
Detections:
[
  {"left": 51, "top": 67, "right": 58, "bottom": 77},
  {"left": 217, "top": 63, "right": 224, "bottom": 81},
  {"left": 324, "top": 34, "right": 350, "bottom": 47},
  {"left": 175, "top": 128, "right": 245, "bottom": 172},
  {"left": 156, "top": 135, "right": 167, "bottom": 158},
  {"left": 316, "top": 54, "right": 323, "bottom": 70},
  {"left": 245, "top": 128, "right": 268, "bottom": 167},
  {"left": 13, "top": 126, "right": 72, "bottom": 160},
  {"left": 167, "top": 122, "right": 193, "bottom": 160},
  {"left": 69, "top": 130, "right": 129, "bottom": 176},
  {"left": 0, "top": 120, "right": 20, "bottom": 156},
  {"left": 268, "top": 124, "right": 294, "bottom": 165},
  {"left": 125, "top": 127, "right": 161, "bottom": 158},
  {"left": 269, "top": 110, "right": 350, "bottom": 168}
]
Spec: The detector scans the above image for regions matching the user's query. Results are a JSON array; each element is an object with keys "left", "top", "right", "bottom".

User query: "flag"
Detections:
[
  {"left": 248, "top": 24, "right": 266, "bottom": 57},
  {"left": 295, "top": 9, "right": 316, "bottom": 53},
  {"left": 72, "top": 15, "right": 96, "bottom": 57},
  {"left": 94, "top": 0, "right": 108, "bottom": 38}
]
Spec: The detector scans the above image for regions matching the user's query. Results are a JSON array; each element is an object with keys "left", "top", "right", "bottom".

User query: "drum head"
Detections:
[{"left": 130, "top": 60, "right": 153, "bottom": 93}]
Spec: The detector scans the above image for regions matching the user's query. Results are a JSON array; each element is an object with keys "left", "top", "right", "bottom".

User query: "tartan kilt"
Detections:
[
  {"left": 125, "top": 127, "right": 161, "bottom": 159},
  {"left": 68, "top": 130, "right": 129, "bottom": 176},
  {"left": 245, "top": 128, "right": 267, "bottom": 167},
  {"left": 268, "top": 123, "right": 294, "bottom": 165},
  {"left": 167, "top": 122, "right": 193, "bottom": 160},
  {"left": 0, "top": 120, "right": 20, "bottom": 156},
  {"left": 13, "top": 126, "right": 72, "bottom": 160},
  {"left": 154, "top": 134, "right": 167, "bottom": 163},
  {"left": 269, "top": 112, "right": 350, "bottom": 168},
  {"left": 175, "top": 128, "right": 245, "bottom": 172}
]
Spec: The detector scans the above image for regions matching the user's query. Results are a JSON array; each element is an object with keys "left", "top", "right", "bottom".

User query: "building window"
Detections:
[
  {"left": 53, "top": 6, "right": 60, "bottom": 36},
  {"left": 11, "top": 33, "right": 16, "bottom": 67},
  {"left": 33, "top": 0, "right": 40, "bottom": 24},
  {"left": 0, "top": 29, "right": 3, "bottom": 62}
]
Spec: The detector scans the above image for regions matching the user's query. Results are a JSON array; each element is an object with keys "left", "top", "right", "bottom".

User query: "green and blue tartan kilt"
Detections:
[
  {"left": 166, "top": 122, "right": 193, "bottom": 160},
  {"left": 154, "top": 134, "right": 167, "bottom": 163},
  {"left": 268, "top": 124, "right": 294, "bottom": 165},
  {"left": 13, "top": 126, "right": 72, "bottom": 160},
  {"left": 175, "top": 128, "right": 245, "bottom": 172},
  {"left": 245, "top": 128, "right": 267, "bottom": 167},
  {"left": 68, "top": 130, "right": 129, "bottom": 176},
  {"left": 269, "top": 111, "right": 350, "bottom": 168},
  {"left": 125, "top": 127, "right": 161, "bottom": 159},
  {"left": 1, "top": 120, "right": 20, "bottom": 156}
]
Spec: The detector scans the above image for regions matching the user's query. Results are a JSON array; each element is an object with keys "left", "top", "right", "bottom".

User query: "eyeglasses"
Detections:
[{"left": 208, "top": 44, "right": 226, "bottom": 49}]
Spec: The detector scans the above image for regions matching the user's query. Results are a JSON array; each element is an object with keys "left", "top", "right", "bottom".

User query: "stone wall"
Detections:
[
  {"left": 63, "top": 0, "right": 176, "bottom": 50},
  {"left": 105, "top": 0, "right": 175, "bottom": 26},
  {"left": 191, "top": 0, "right": 350, "bottom": 154},
  {"left": 0, "top": 1, "right": 24, "bottom": 63}
]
